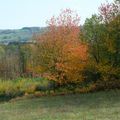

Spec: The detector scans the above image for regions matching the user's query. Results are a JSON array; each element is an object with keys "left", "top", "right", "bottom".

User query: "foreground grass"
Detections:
[{"left": 0, "top": 90, "right": 120, "bottom": 120}]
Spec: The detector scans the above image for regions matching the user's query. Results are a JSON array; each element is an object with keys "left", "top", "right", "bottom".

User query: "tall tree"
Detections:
[{"left": 83, "top": 0, "right": 120, "bottom": 83}]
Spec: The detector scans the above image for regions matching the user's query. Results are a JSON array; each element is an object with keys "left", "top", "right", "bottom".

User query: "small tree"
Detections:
[{"left": 33, "top": 9, "right": 88, "bottom": 84}]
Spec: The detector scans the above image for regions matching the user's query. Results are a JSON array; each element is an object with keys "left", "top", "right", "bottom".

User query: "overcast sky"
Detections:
[{"left": 0, "top": 0, "right": 113, "bottom": 29}]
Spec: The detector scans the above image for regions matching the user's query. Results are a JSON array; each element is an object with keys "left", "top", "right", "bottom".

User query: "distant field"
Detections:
[{"left": 0, "top": 90, "right": 120, "bottom": 120}]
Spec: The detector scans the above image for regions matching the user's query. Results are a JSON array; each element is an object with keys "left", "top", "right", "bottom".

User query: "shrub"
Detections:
[{"left": 0, "top": 77, "right": 50, "bottom": 101}]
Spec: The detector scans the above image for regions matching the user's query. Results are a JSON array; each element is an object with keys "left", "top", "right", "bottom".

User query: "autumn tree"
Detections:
[{"left": 32, "top": 9, "right": 88, "bottom": 84}]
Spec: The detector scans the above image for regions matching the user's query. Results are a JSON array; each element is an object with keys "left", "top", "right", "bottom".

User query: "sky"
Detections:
[{"left": 0, "top": 0, "right": 113, "bottom": 29}]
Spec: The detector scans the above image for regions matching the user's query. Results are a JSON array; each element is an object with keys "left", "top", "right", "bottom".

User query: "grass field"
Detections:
[{"left": 0, "top": 90, "right": 120, "bottom": 120}]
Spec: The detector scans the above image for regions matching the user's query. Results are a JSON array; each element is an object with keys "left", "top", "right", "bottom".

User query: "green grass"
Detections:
[{"left": 0, "top": 90, "right": 120, "bottom": 120}]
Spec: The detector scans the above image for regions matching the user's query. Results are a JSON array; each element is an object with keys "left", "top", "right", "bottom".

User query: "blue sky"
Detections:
[{"left": 0, "top": 0, "right": 113, "bottom": 29}]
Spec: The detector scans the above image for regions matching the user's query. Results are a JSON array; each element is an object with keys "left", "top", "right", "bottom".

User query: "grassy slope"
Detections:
[{"left": 0, "top": 90, "right": 120, "bottom": 120}]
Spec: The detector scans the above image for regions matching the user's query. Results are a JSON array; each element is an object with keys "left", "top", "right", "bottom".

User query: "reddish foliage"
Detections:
[
  {"left": 99, "top": 1, "right": 119, "bottom": 23},
  {"left": 35, "top": 9, "right": 88, "bottom": 84}
]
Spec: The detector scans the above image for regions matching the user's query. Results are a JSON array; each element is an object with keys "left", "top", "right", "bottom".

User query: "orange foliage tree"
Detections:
[{"left": 34, "top": 9, "right": 88, "bottom": 84}]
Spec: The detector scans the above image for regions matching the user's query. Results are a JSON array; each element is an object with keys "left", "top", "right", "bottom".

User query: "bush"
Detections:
[{"left": 0, "top": 77, "right": 50, "bottom": 101}]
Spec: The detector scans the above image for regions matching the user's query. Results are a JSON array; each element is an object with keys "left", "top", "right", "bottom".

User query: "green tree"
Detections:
[{"left": 82, "top": 0, "right": 120, "bottom": 88}]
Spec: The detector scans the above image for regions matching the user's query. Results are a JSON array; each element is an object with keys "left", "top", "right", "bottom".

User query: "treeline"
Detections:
[{"left": 0, "top": 0, "right": 119, "bottom": 92}]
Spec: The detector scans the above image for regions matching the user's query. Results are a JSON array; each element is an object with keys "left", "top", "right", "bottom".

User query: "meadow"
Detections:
[{"left": 0, "top": 90, "right": 120, "bottom": 120}]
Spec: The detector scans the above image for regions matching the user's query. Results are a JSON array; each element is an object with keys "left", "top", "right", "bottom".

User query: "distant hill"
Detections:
[{"left": 0, "top": 27, "right": 46, "bottom": 45}]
